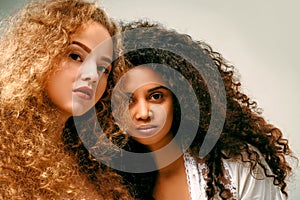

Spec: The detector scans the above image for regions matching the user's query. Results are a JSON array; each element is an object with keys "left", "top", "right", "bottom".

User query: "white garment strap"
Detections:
[{"left": 183, "top": 152, "right": 207, "bottom": 200}]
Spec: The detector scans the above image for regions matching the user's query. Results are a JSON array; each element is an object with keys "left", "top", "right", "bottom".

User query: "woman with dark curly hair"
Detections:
[
  {"left": 108, "top": 21, "right": 297, "bottom": 200},
  {"left": 0, "top": 0, "right": 132, "bottom": 199}
]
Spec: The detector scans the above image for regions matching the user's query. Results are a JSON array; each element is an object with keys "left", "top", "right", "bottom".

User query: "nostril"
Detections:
[
  {"left": 83, "top": 77, "right": 91, "bottom": 81},
  {"left": 81, "top": 72, "right": 98, "bottom": 83}
]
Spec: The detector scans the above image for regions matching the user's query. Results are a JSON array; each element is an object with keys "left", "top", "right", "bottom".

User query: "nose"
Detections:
[
  {"left": 133, "top": 99, "right": 151, "bottom": 121},
  {"left": 79, "top": 61, "right": 99, "bottom": 84},
  {"left": 81, "top": 71, "right": 98, "bottom": 83}
]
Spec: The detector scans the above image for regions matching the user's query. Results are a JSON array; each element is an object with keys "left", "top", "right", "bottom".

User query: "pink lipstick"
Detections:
[{"left": 73, "top": 86, "right": 93, "bottom": 100}]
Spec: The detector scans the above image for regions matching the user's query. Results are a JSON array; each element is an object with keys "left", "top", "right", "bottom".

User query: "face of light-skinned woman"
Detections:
[{"left": 46, "top": 22, "right": 113, "bottom": 120}]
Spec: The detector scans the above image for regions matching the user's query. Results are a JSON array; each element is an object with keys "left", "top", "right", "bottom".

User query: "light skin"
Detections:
[
  {"left": 46, "top": 22, "right": 113, "bottom": 121},
  {"left": 45, "top": 22, "right": 114, "bottom": 198},
  {"left": 119, "top": 66, "right": 190, "bottom": 199}
]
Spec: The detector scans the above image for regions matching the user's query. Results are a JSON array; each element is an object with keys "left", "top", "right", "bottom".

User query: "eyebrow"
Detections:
[
  {"left": 71, "top": 41, "right": 91, "bottom": 53},
  {"left": 98, "top": 56, "right": 113, "bottom": 65},
  {"left": 147, "top": 85, "right": 169, "bottom": 93},
  {"left": 72, "top": 41, "right": 113, "bottom": 64}
]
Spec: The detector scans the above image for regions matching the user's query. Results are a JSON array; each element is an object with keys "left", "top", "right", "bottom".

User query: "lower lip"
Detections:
[
  {"left": 135, "top": 127, "right": 158, "bottom": 137},
  {"left": 73, "top": 91, "right": 92, "bottom": 100}
]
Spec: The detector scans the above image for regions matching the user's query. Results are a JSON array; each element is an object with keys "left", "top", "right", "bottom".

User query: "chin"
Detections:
[{"left": 71, "top": 103, "right": 94, "bottom": 117}]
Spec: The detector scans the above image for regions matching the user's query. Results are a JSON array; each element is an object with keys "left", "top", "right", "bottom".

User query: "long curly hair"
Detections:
[
  {"left": 113, "top": 21, "right": 296, "bottom": 199},
  {"left": 0, "top": 0, "right": 131, "bottom": 199}
]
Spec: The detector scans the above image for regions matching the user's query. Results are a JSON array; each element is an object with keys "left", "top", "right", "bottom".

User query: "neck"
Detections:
[
  {"left": 59, "top": 111, "right": 72, "bottom": 125},
  {"left": 159, "top": 154, "right": 185, "bottom": 177},
  {"left": 150, "top": 138, "right": 184, "bottom": 175},
  {"left": 45, "top": 107, "right": 70, "bottom": 142},
  {"left": 147, "top": 132, "right": 174, "bottom": 151}
]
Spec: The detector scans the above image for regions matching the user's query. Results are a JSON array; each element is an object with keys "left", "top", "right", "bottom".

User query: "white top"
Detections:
[{"left": 183, "top": 151, "right": 286, "bottom": 200}]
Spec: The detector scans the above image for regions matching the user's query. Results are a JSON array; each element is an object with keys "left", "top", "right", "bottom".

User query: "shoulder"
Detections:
[
  {"left": 222, "top": 146, "right": 286, "bottom": 200},
  {"left": 224, "top": 145, "right": 271, "bottom": 178}
]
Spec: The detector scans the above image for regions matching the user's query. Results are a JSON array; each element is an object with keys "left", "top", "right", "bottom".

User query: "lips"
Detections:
[
  {"left": 137, "top": 125, "right": 157, "bottom": 130},
  {"left": 135, "top": 125, "right": 158, "bottom": 136},
  {"left": 73, "top": 86, "right": 93, "bottom": 100}
]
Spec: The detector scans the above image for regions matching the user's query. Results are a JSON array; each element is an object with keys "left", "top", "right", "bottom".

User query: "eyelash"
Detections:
[
  {"left": 97, "top": 66, "right": 110, "bottom": 74},
  {"left": 127, "top": 92, "right": 164, "bottom": 105},
  {"left": 69, "top": 53, "right": 83, "bottom": 62},
  {"left": 150, "top": 92, "right": 164, "bottom": 101},
  {"left": 69, "top": 51, "right": 110, "bottom": 74}
]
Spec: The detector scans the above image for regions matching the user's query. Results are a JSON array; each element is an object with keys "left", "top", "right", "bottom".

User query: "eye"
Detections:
[
  {"left": 97, "top": 66, "right": 110, "bottom": 74},
  {"left": 124, "top": 93, "right": 135, "bottom": 105},
  {"left": 127, "top": 96, "right": 135, "bottom": 104},
  {"left": 69, "top": 53, "right": 82, "bottom": 62},
  {"left": 150, "top": 93, "right": 164, "bottom": 101}
]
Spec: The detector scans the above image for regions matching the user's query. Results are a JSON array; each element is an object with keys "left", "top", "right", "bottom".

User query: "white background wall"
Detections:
[{"left": 1, "top": 0, "right": 299, "bottom": 198}]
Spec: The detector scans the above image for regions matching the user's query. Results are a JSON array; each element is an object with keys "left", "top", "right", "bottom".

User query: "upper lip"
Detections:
[{"left": 73, "top": 86, "right": 94, "bottom": 99}]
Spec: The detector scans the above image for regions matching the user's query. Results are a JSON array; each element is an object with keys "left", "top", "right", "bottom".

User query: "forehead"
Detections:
[
  {"left": 71, "top": 22, "right": 113, "bottom": 55},
  {"left": 123, "top": 66, "right": 167, "bottom": 92}
]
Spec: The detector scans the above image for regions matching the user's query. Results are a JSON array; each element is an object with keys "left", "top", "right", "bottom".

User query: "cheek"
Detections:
[
  {"left": 94, "top": 78, "right": 108, "bottom": 101},
  {"left": 46, "top": 72, "right": 63, "bottom": 98},
  {"left": 164, "top": 103, "right": 174, "bottom": 127}
]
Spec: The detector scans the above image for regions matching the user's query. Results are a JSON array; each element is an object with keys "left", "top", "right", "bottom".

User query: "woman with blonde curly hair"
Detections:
[
  {"left": 108, "top": 21, "right": 297, "bottom": 200},
  {"left": 0, "top": 0, "right": 132, "bottom": 199}
]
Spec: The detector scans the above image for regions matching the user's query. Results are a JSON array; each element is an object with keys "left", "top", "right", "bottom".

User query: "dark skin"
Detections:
[{"left": 119, "top": 65, "right": 190, "bottom": 199}]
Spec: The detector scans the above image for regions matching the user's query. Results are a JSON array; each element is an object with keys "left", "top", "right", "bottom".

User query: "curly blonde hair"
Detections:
[{"left": 0, "top": 0, "right": 131, "bottom": 199}]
